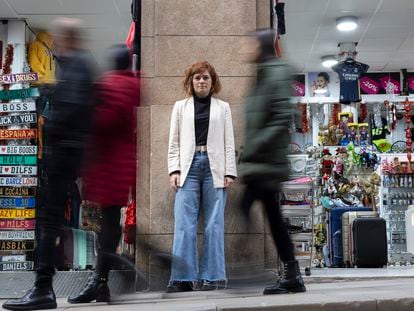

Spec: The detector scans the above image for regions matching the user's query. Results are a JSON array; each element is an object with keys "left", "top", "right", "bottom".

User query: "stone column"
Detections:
[{"left": 136, "top": 0, "right": 274, "bottom": 290}]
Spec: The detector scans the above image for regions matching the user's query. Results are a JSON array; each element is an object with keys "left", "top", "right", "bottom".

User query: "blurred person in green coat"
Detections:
[{"left": 238, "top": 28, "right": 306, "bottom": 295}]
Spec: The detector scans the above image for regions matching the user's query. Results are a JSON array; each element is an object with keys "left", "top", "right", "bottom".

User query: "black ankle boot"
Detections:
[
  {"left": 263, "top": 260, "right": 306, "bottom": 295},
  {"left": 2, "top": 286, "right": 57, "bottom": 310},
  {"left": 67, "top": 275, "right": 110, "bottom": 303}
]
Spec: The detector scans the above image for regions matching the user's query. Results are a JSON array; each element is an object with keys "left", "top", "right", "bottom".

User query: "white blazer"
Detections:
[{"left": 168, "top": 97, "right": 237, "bottom": 188}]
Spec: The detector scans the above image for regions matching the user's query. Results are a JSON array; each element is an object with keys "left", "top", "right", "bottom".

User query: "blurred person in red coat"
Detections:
[{"left": 68, "top": 44, "right": 140, "bottom": 304}]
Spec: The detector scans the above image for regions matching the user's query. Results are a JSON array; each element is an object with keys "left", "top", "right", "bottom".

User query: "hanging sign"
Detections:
[
  {"left": 0, "top": 88, "right": 39, "bottom": 101},
  {"left": 0, "top": 156, "right": 37, "bottom": 165},
  {"left": 0, "top": 209, "right": 35, "bottom": 219},
  {"left": 0, "top": 177, "right": 37, "bottom": 187},
  {"left": 0, "top": 166, "right": 37, "bottom": 176},
  {"left": 0, "top": 129, "right": 37, "bottom": 140},
  {"left": 0, "top": 145, "right": 37, "bottom": 155},
  {"left": 0, "top": 187, "right": 36, "bottom": 197},
  {"left": 0, "top": 102, "right": 36, "bottom": 113},
  {"left": 0, "top": 261, "right": 34, "bottom": 271},
  {"left": 0, "top": 219, "right": 35, "bottom": 230},
  {"left": 0, "top": 113, "right": 37, "bottom": 126},
  {"left": 0, "top": 230, "right": 34, "bottom": 240},
  {"left": 0, "top": 198, "right": 35, "bottom": 208},
  {"left": 0, "top": 255, "right": 26, "bottom": 262},
  {"left": 0, "top": 73, "right": 38, "bottom": 84},
  {"left": 0, "top": 240, "right": 35, "bottom": 251},
  {"left": 360, "top": 72, "right": 401, "bottom": 95}
]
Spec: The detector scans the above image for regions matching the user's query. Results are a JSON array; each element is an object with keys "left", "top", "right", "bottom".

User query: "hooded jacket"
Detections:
[{"left": 28, "top": 31, "right": 56, "bottom": 84}]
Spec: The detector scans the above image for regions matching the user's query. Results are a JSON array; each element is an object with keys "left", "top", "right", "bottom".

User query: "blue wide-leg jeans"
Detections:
[{"left": 170, "top": 151, "right": 227, "bottom": 282}]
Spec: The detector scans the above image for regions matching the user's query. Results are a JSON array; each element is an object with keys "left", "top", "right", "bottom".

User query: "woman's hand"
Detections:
[
  {"left": 170, "top": 173, "right": 180, "bottom": 192},
  {"left": 224, "top": 176, "right": 234, "bottom": 188}
]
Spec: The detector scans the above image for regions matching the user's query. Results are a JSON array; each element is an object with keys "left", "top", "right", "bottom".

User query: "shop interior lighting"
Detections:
[
  {"left": 336, "top": 16, "right": 358, "bottom": 31},
  {"left": 321, "top": 55, "right": 338, "bottom": 68}
]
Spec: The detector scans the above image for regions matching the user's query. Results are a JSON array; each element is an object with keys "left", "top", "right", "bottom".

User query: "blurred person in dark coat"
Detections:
[
  {"left": 238, "top": 28, "right": 306, "bottom": 295},
  {"left": 3, "top": 18, "right": 95, "bottom": 311},
  {"left": 68, "top": 44, "right": 140, "bottom": 304}
]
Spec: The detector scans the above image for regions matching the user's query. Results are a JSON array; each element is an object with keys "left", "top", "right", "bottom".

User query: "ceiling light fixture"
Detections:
[
  {"left": 321, "top": 55, "right": 338, "bottom": 68},
  {"left": 336, "top": 16, "right": 358, "bottom": 31}
]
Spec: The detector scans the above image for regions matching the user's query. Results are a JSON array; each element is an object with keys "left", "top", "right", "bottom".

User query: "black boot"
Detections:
[
  {"left": 166, "top": 281, "right": 194, "bottom": 293},
  {"left": 263, "top": 260, "right": 306, "bottom": 295},
  {"left": 2, "top": 286, "right": 57, "bottom": 310},
  {"left": 67, "top": 275, "right": 110, "bottom": 303}
]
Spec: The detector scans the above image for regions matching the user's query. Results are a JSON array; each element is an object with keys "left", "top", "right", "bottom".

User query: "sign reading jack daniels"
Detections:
[{"left": 0, "top": 261, "right": 34, "bottom": 271}]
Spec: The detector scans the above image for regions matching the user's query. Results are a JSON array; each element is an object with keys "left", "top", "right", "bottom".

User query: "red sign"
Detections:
[
  {"left": 0, "top": 129, "right": 37, "bottom": 140},
  {"left": 0, "top": 219, "right": 35, "bottom": 230}
]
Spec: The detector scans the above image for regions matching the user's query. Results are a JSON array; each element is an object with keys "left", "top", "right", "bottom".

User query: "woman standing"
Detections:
[
  {"left": 68, "top": 44, "right": 140, "bottom": 303},
  {"left": 167, "top": 61, "right": 237, "bottom": 292}
]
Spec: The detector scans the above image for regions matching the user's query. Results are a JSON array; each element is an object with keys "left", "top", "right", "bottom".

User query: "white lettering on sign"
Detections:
[
  {"left": 0, "top": 230, "right": 34, "bottom": 240},
  {"left": 362, "top": 81, "right": 378, "bottom": 92},
  {"left": 0, "top": 261, "right": 34, "bottom": 271},
  {"left": 0, "top": 177, "right": 37, "bottom": 187}
]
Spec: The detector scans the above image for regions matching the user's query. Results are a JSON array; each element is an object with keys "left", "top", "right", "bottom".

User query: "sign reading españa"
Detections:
[{"left": 0, "top": 129, "right": 37, "bottom": 140}]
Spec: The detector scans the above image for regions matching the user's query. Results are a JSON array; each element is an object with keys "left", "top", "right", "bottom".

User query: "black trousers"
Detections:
[{"left": 241, "top": 185, "right": 295, "bottom": 263}]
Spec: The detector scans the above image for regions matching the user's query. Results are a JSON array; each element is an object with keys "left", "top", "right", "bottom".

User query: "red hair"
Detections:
[{"left": 183, "top": 61, "right": 222, "bottom": 96}]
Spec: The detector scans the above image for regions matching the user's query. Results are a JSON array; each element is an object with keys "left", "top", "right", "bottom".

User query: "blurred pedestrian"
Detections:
[
  {"left": 67, "top": 44, "right": 140, "bottom": 304},
  {"left": 3, "top": 18, "right": 95, "bottom": 311},
  {"left": 167, "top": 61, "right": 237, "bottom": 292},
  {"left": 238, "top": 28, "right": 306, "bottom": 295}
]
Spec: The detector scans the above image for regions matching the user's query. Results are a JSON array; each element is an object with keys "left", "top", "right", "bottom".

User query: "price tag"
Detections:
[
  {"left": 0, "top": 73, "right": 38, "bottom": 84},
  {"left": 0, "top": 156, "right": 37, "bottom": 165},
  {"left": 0, "top": 129, "right": 37, "bottom": 140},
  {"left": 0, "top": 102, "right": 36, "bottom": 113},
  {"left": 0, "top": 240, "right": 34, "bottom": 251},
  {"left": 0, "top": 177, "right": 37, "bottom": 187},
  {"left": 0, "top": 219, "right": 35, "bottom": 229},
  {"left": 0, "top": 145, "right": 37, "bottom": 155},
  {"left": 0, "top": 209, "right": 35, "bottom": 219},
  {"left": 0, "top": 113, "right": 37, "bottom": 126},
  {"left": 0, "top": 230, "right": 34, "bottom": 240},
  {"left": 0, "top": 187, "right": 36, "bottom": 197},
  {"left": 0, "top": 198, "right": 35, "bottom": 208},
  {"left": 0, "top": 88, "right": 39, "bottom": 101},
  {"left": 0, "top": 166, "right": 37, "bottom": 176},
  {"left": 0, "top": 261, "right": 34, "bottom": 271}
]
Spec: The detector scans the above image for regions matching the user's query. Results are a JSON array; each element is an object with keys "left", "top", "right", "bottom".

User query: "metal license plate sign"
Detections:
[
  {"left": 0, "top": 113, "right": 37, "bottom": 126},
  {"left": 0, "top": 129, "right": 37, "bottom": 140},
  {"left": 0, "top": 198, "right": 35, "bottom": 208},
  {"left": 0, "top": 102, "right": 36, "bottom": 113},
  {"left": 0, "top": 177, "right": 37, "bottom": 187},
  {"left": 0, "top": 219, "right": 35, "bottom": 229},
  {"left": 0, "top": 156, "right": 37, "bottom": 165},
  {"left": 0, "top": 230, "right": 34, "bottom": 240},
  {"left": 0, "top": 187, "right": 36, "bottom": 197},
  {"left": 0, "top": 88, "right": 39, "bottom": 101},
  {"left": 0, "top": 73, "right": 38, "bottom": 84},
  {"left": 0, "top": 255, "right": 26, "bottom": 262},
  {"left": 0, "top": 145, "right": 37, "bottom": 155},
  {"left": 0, "top": 261, "right": 34, "bottom": 271},
  {"left": 0, "top": 209, "right": 35, "bottom": 219},
  {"left": 0, "top": 166, "right": 37, "bottom": 176},
  {"left": 0, "top": 240, "right": 34, "bottom": 251}
]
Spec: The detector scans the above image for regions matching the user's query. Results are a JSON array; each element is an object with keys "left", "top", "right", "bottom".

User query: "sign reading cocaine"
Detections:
[
  {"left": 0, "top": 219, "right": 35, "bottom": 230},
  {"left": 0, "top": 156, "right": 37, "bottom": 165},
  {"left": 0, "top": 261, "right": 34, "bottom": 271},
  {"left": 0, "top": 129, "right": 37, "bottom": 140},
  {"left": 0, "top": 102, "right": 36, "bottom": 113},
  {"left": 0, "top": 73, "right": 38, "bottom": 84},
  {"left": 0, "top": 166, "right": 37, "bottom": 176},
  {"left": 0, "top": 88, "right": 39, "bottom": 101},
  {"left": 0, "top": 198, "right": 35, "bottom": 208},
  {"left": 0, "top": 113, "right": 37, "bottom": 126},
  {"left": 0, "top": 187, "right": 36, "bottom": 197},
  {"left": 0, "top": 145, "right": 37, "bottom": 155},
  {"left": 0, "top": 240, "right": 35, "bottom": 251},
  {"left": 0, "top": 177, "right": 37, "bottom": 187},
  {"left": 0, "top": 230, "right": 34, "bottom": 240},
  {"left": 0, "top": 209, "right": 35, "bottom": 219}
]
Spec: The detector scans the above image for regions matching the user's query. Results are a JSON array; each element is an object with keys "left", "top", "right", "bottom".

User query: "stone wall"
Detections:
[{"left": 136, "top": 0, "right": 276, "bottom": 290}]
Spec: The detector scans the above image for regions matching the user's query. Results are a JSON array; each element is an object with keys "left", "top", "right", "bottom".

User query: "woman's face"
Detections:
[{"left": 192, "top": 70, "right": 212, "bottom": 98}]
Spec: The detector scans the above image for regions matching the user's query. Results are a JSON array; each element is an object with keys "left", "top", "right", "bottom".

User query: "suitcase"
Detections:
[
  {"left": 342, "top": 211, "right": 378, "bottom": 267},
  {"left": 327, "top": 207, "right": 371, "bottom": 267},
  {"left": 351, "top": 217, "right": 387, "bottom": 267}
]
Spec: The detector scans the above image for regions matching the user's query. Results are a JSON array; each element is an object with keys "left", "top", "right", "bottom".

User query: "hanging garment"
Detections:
[{"left": 28, "top": 31, "right": 56, "bottom": 85}]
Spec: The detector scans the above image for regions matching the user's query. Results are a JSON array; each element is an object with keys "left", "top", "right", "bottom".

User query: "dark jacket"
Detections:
[{"left": 239, "top": 59, "right": 292, "bottom": 191}]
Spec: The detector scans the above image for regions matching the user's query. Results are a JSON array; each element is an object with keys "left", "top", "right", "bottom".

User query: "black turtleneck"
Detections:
[{"left": 194, "top": 95, "right": 211, "bottom": 146}]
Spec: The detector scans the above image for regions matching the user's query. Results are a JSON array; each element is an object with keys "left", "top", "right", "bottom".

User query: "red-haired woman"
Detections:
[{"left": 167, "top": 61, "right": 237, "bottom": 292}]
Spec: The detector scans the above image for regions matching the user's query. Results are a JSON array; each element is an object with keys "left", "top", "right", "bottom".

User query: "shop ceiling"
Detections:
[{"left": 284, "top": 0, "right": 414, "bottom": 72}]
